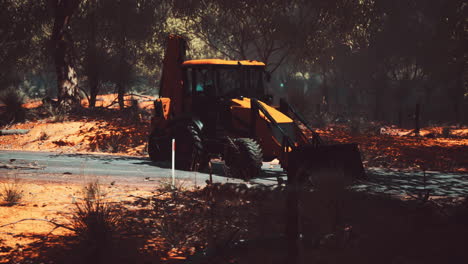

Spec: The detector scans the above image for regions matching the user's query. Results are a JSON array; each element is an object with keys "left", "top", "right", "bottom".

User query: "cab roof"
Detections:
[{"left": 182, "top": 59, "right": 265, "bottom": 67}]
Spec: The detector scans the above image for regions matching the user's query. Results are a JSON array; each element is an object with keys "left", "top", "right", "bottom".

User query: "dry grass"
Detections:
[
  {"left": 314, "top": 125, "right": 468, "bottom": 172},
  {"left": 70, "top": 181, "right": 121, "bottom": 245},
  {"left": 0, "top": 177, "right": 23, "bottom": 206},
  {"left": 47, "top": 105, "right": 67, "bottom": 122},
  {"left": 1, "top": 180, "right": 467, "bottom": 263},
  {"left": 0, "top": 180, "right": 158, "bottom": 264}
]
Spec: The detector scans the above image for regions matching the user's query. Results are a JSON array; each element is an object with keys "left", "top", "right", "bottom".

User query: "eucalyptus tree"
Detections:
[
  {"left": 422, "top": 0, "right": 467, "bottom": 124},
  {"left": 48, "top": 0, "right": 82, "bottom": 110},
  {"left": 0, "top": 0, "right": 48, "bottom": 91},
  {"left": 174, "top": 1, "right": 375, "bottom": 94},
  {"left": 72, "top": 0, "right": 102, "bottom": 107},
  {"left": 72, "top": 0, "right": 119, "bottom": 107},
  {"left": 95, "top": 0, "right": 169, "bottom": 109},
  {"left": 297, "top": 0, "right": 375, "bottom": 101},
  {"left": 173, "top": 0, "right": 298, "bottom": 74},
  {"left": 43, "top": 0, "right": 170, "bottom": 109},
  {"left": 360, "top": 0, "right": 467, "bottom": 124}
]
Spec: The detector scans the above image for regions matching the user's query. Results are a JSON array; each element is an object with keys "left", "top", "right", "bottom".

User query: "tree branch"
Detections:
[{"left": 0, "top": 218, "right": 76, "bottom": 232}]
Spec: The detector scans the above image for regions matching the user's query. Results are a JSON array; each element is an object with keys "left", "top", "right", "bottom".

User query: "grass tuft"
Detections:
[
  {"left": 71, "top": 181, "right": 121, "bottom": 245},
  {"left": 0, "top": 177, "right": 24, "bottom": 206}
]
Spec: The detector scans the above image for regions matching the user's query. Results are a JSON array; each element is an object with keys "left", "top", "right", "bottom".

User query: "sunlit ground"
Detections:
[
  {"left": 0, "top": 178, "right": 157, "bottom": 263},
  {"left": 1, "top": 94, "right": 466, "bottom": 173}
]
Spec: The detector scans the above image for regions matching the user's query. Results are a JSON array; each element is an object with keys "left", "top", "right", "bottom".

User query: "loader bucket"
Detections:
[{"left": 287, "top": 143, "right": 366, "bottom": 185}]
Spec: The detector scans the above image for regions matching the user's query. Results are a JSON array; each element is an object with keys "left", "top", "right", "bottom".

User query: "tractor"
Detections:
[{"left": 148, "top": 35, "right": 365, "bottom": 182}]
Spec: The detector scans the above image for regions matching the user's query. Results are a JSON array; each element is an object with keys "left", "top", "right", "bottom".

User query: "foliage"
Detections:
[
  {"left": 71, "top": 0, "right": 170, "bottom": 108},
  {"left": 174, "top": 0, "right": 306, "bottom": 73},
  {"left": 0, "top": 0, "right": 465, "bottom": 124},
  {"left": 0, "top": 0, "right": 49, "bottom": 90}
]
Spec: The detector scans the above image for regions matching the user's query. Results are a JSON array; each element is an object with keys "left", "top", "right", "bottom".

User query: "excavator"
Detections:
[{"left": 148, "top": 35, "right": 365, "bottom": 182}]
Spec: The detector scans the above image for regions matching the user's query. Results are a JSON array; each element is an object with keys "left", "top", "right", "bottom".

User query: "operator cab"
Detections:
[
  {"left": 182, "top": 59, "right": 266, "bottom": 99},
  {"left": 181, "top": 59, "right": 267, "bottom": 139}
]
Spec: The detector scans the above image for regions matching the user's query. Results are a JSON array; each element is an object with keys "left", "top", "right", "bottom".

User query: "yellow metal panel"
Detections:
[
  {"left": 156, "top": 98, "right": 171, "bottom": 120},
  {"left": 231, "top": 98, "right": 293, "bottom": 124},
  {"left": 183, "top": 59, "right": 265, "bottom": 67}
]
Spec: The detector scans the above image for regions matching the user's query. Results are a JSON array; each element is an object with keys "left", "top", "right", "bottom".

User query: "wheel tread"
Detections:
[{"left": 225, "top": 138, "right": 263, "bottom": 180}]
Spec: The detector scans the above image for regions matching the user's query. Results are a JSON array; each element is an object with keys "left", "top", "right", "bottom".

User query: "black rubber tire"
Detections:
[
  {"left": 173, "top": 122, "right": 205, "bottom": 171},
  {"left": 224, "top": 138, "right": 263, "bottom": 181},
  {"left": 148, "top": 130, "right": 171, "bottom": 162}
]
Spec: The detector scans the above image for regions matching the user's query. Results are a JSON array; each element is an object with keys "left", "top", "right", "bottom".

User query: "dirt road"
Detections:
[
  {"left": 0, "top": 150, "right": 284, "bottom": 187},
  {"left": 1, "top": 150, "right": 467, "bottom": 196}
]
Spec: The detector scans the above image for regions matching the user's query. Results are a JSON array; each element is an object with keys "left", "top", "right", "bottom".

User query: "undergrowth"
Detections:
[
  {"left": 42, "top": 99, "right": 67, "bottom": 122},
  {"left": 0, "top": 87, "right": 26, "bottom": 125},
  {"left": 1, "top": 180, "right": 468, "bottom": 264}
]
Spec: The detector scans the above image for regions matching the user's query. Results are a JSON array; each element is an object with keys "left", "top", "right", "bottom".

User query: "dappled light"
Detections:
[
  {"left": 1, "top": 0, "right": 467, "bottom": 263},
  {"left": 314, "top": 126, "right": 468, "bottom": 172},
  {"left": 1, "top": 94, "right": 152, "bottom": 156},
  {"left": 1, "top": 181, "right": 468, "bottom": 263}
]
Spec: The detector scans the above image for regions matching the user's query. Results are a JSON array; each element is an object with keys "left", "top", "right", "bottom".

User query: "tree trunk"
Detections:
[
  {"left": 321, "top": 72, "right": 329, "bottom": 112},
  {"left": 50, "top": 0, "right": 81, "bottom": 111},
  {"left": 117, "top": 82, "right": 125, "bottom": 110},
  {"left": 87, "top": 37, "right": 99, "bottom": 108},
  {"left": 414, "top": 103, "right": 420, "bottom": 136},
  {"left": 117, "top": 46, "right": 126, "bottom": 110},
  {"left": 89, "top": 80, "right": 99, "bottom": 108},
  {"left": 373, "top": 71, "right": 386, "bottom": 121},
  {"left": 87, "top": 0, "right": 99, "bottom": 108},
  {"left": 117, "top": 1, "right": 127, "bottom": 110},
  {"left": 453, "top": 71, "right": 464, "bottom": 125}
]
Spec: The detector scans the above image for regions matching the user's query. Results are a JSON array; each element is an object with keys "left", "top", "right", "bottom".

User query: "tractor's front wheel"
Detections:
[{"left": 224, "top": 138, "right": 263, "bottom": 181}]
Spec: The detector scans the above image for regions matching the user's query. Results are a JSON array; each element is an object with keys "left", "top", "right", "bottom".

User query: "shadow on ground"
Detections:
[
  {"left": 2, "top": 184, "right": 468, "bottom": 264},
  {"left": 355, "top": 168, "right": 468, "bottom": 197}
]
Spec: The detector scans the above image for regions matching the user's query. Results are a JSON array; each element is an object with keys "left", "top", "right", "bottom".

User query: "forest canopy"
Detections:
[{"left": 0, "top": 0, "right": 466, "bottom": 125}]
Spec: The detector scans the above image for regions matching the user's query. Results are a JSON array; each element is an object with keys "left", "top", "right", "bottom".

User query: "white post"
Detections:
[{"left": 171, "top": 138, "right": 175, "bottom": 187}]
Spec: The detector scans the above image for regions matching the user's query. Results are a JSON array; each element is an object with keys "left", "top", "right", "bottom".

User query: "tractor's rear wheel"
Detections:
[
  {"left": 224, "top": 138, "right": 263, "bottom": 181},
  {"left": 173, "top": 122, "right": 205, "bottom": 171}
]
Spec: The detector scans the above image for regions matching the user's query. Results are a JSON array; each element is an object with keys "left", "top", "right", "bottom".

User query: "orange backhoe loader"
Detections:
[{"left": 148, "top": 35, "right": 365, "bottom": 182}]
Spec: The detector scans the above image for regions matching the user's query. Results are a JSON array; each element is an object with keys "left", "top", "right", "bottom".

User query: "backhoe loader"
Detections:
[{"left": 148, "top": 35, "right": 365, "bottom": 182}]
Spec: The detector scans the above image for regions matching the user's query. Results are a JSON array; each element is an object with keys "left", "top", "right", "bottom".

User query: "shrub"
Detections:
[
  {"left": 0, "top": 177, "right": 23, "bottom": 206},
  {"left": 39, "top": 131, "right": 49, "bottom": 141},
  {"left": 71, "top": 181, "right": 121, "bottom": 244},
  {"left": 0, "top": 87, "right": 26, "bottom": 124},
  {"left": 42, "top": 98, "right": 67, "bottom": 122}
]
